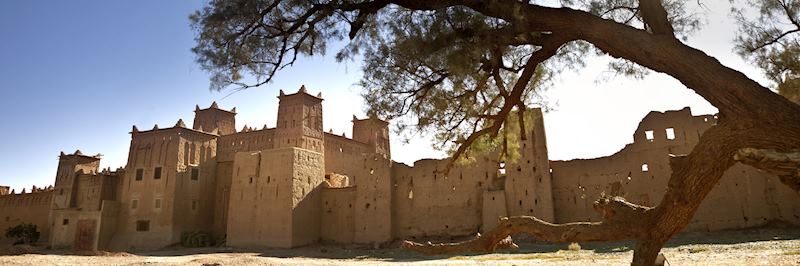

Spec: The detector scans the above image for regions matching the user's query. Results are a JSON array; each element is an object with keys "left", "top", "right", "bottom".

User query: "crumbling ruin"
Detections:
[{"left": 0, "top": 86, "right": 797, "bottom": 251}]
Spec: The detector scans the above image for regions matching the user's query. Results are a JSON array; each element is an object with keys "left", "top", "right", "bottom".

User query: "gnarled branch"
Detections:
[
  {"left": 402, "top": 196, "right": 651, "bottom": 255},
  {"left": 734, "top": 148, "right": 800, "bottom": 191}
]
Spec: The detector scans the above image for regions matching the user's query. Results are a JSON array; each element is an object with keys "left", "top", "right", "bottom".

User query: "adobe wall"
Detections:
[
  {"left": 323, "top": 132, "right": 371, "bottom": 174},
  {"left": 52, "top": 154, "right": 101, "bottom": 210},
  {"left": 212, "top": 161, "right": 233, "bottom": 236},
  {"left": 216, "top": 129, "right": 275, "bottom": 162},
  {"left": 391, "top": 157, "right": 496, "bottom": 239},
  {"left": 390, "top": 108, "right": 552, "bottom": 239},
  {"left": 320, "top": 187, "right": 356, "bottom": 243},
  {"left": 73, "top": 172, "right": 119, "bottom": 212},
  {"left": 226, "top": 148, "right": 297, "bottom": 248},
  {"left": 110, "top": 129, "right": 182, "bottom": 250},
  {"left": 0, "top": 190, "right": 53, "bottom": 245},
  {"left": 171, "top": 130, "right": 219, "bottom": 239},
  {"left": 550, "top": 108, "right": 800, "bottom": 231},
  {"left": 288, "top": 148, "right": 325, "bottom": 247},
  {"left": 503, "top": 109, "right": 555, "bottom": 222}
]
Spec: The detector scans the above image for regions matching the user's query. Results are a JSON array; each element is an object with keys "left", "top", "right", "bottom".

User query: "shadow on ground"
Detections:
[{"left": 12, "top": 223, "right": 799, "bottom": 262}]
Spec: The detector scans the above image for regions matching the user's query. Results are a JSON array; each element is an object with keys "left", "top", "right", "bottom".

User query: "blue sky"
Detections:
[{"left": 0, "top": 1, "right": 771, "bottom": 191}]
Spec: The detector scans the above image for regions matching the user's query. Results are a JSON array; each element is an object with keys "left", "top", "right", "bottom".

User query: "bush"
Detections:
[
  {"left": 5, "top": 223, "right": 40, "bottom": 245},
  {"left": 180, "top": 231, "right": 214, "bottom": 248}
]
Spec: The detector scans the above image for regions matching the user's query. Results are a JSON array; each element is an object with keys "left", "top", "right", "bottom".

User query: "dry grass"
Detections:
[
  {"left": 567, "top": 242, "right": 581, "bottom": 251},
  {"left": 783, "top": 250, "right": 800, "bottom": 255},
  {"left": 688, "top": 247, "right": 709, "bottom": 253}
]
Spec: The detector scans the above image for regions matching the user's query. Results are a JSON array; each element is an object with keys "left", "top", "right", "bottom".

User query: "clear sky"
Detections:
[{"left": 0, "top": 1, "right": 772, "bottom": 192}]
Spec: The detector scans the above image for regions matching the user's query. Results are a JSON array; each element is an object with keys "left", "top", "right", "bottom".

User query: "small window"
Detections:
[
  {"left": 154, "top": 199, "right": 161, "bottom": 209},
  {"left": 191, "top": 168, "right": 200, "bottom": 180},
  {"left": 135, "top": 169, "right": 144, "bottom": 181},
  {"left": 131, "top": 199, "right": 139, "bottom": 209},
  {"left": 665, "top": 128, "right": 676, "bottom": 140},
  {"left": 191, "top": 200, "right": 198, "bottom": 211},
  {"left": 153, "top": 167, "right": 162, "bottom": 179},
  {"left": 62, "top": 219, "right": 69, "bottom": 225},
  {"left": 645, "top": 130, "right": 654, "bottom": 141},
  {"left": 136, "top": 220, "right": 150, "bottom": 232},
  {"left": 642, "top": 163, "right": 649, "bottom": 172}
]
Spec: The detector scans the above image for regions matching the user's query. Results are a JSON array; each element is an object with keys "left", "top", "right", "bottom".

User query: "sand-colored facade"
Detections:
[{"left": 0, "top": 86, "right": 797, "bottom": 250}]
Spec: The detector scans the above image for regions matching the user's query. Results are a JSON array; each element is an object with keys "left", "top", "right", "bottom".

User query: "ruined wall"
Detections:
[
  {"left": 392, "top": 157, "right": 496, "bottom": 239},
  {"left": 320, "top": 187, "right": 356, "bottom": 243},
  {"left": 550, "top": 108, "right": 800, "bottom": 231},
  {"left": 503, "top": 109, "right": 555, "bottom": 222},
  {"left": 0, "top": 191, "right": 53, "bottom": 245},
  {"left": 481, "top": 190, "right": 508, "bottom": 232}
]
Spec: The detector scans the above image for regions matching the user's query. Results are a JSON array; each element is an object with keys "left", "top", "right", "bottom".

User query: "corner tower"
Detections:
[
  {"left": 193, "top": 102, "right": 236, "bottom": 135},
  {"left": 274, "top": 85, "right": 324, "bottom": 153}
]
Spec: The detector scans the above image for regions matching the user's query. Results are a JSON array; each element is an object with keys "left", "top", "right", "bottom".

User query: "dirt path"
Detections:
[{"left": 2, "top": 226, "right": 799, "bottom": 265}]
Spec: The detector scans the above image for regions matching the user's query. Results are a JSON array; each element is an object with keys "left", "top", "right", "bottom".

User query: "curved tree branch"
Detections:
[{"left": 402, "top": 196, "right": 652, "bottom": 255}]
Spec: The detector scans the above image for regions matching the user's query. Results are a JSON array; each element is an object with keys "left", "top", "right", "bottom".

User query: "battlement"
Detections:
[
  {"left": 0, "top": 188, "right": 55, "bottom": 206},
  {"left": 131, "top": 119, "right": 220, "bottom": 137}
]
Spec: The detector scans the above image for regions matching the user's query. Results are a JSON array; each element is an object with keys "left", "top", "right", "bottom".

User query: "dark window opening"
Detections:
[
  {"left": 153, "top": 167, "right": 162, "bottom": 179},
  {"left": 62, "top": 219, "right": 69, "bottom": 225},
  {"left": 131, "top": 199, "right": 138, "bottom": 209},
  {"left": 136, "top": 220, "right": 150, "bottom": 232},
  {"left": 191, "top": 168, "right": 200, "bottom": 180},
  {"left": 135, "top": 169, "right": 144, "bottom": 181}
]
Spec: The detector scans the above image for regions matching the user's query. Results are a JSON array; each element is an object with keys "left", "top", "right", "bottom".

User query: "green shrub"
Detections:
[{"left": 5, "top": 223, "right": 40, "bottom": 245}]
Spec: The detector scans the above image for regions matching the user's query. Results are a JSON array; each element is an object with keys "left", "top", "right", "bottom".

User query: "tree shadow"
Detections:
[{"left": 33, "top": 224, "right": 798, "bottom": 262}]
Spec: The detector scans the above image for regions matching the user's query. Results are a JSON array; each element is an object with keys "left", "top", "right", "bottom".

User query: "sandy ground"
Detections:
[{"left": 1, "top": 226, "right": 799, "bottom": 265}]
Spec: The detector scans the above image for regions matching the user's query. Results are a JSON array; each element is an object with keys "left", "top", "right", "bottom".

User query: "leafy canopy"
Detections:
[
  {"left": 190, "top": 0, "right": 702, "bottom": 162},
  {"left": 734, "top": 0, "right": 800, "bottom": 103}
]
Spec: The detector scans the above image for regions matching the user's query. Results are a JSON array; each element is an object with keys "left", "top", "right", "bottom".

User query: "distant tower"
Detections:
[
  {"left": 274, "top": 85, "right": 324, "bottom": 153},
  {"left": 352, "top": 115, "right": 391, "bottom": 158},
  {"left": 193, "top": 101, "right": 236, "bottom": 135},
  {"left": 52, "top": 150, "right": 101, "bottom": 209}
]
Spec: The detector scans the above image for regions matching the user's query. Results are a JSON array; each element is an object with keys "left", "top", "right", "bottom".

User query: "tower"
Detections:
[
  {"left": 274, "top": 85, "right": 324, "bottom": 153},
  {"left": 52, "top": 150, "right": 101, "bottom": 209},
  {"left": 352, "top": 115, "right": 391, "bottom": 158},
  {"left": 193, "top": 102, "right": 236, "bottom": 135}
]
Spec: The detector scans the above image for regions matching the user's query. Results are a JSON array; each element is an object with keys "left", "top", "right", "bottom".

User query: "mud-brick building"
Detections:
[{"left": 0, "top": 86, "right": 797, "bottom": 251}]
